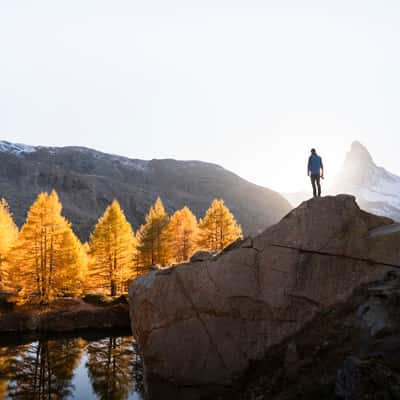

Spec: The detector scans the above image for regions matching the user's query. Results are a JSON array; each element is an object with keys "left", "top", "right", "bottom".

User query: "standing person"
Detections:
[{"left": 307, "top": 148, "right": 324, "bottom": 198}]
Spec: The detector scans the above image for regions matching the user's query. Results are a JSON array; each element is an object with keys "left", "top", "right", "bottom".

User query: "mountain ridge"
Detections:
[
  {"left": 0, "top": 140, "right": 292, "bottom": 240},
  {"left": 0, "top": 140, "right": 226, "bottom": 169}
]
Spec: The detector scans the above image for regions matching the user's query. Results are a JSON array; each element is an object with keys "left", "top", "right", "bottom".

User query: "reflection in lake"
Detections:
[
  {"left": 86, "top": 337, "right": 141, "bottom": 400},
  {"left": 0, "top": 334, "right": 143, "bottom": 399}
]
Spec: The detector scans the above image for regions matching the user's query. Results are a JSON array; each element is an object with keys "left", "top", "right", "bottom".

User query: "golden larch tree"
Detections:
[
  {"left": 89, "top": 199, "right": 136, "bottom": 296},
  {"left": 167, "top": 206, "right": 199, "bottom": 263},
  {"left": 137, "top": 197, "right": 170, "bottom": 267},
  {"left": 132, "top": 231, "right": 142, "bottom": 278},
  {"left": 198, "top": 199, "right": 242, "bottom": 251},
  {"left": 7, "top": 191, "right": 85, "bottom": 303},
  {"left": 56, "top": 229, "right": 88, "bottom": 297},
  {"left": 0, "top": 199, "right": 18, "bottom": 289},
  {"left": 81, "top": 242, "right": 91, "bottom": 293}
]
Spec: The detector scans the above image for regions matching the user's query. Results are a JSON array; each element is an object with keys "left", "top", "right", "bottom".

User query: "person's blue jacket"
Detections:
[{"left": 308, "top": 153, "right": 323, "bottom": 175}]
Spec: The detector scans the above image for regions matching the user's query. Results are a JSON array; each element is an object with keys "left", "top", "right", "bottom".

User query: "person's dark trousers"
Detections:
[{"left": 310, "top": 174, "right": 321, "bottom": 197}]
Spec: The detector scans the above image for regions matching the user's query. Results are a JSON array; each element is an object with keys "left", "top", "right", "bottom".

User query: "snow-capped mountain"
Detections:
[
  {"left": 283, "top": 141, "right": 400, "bottom": 221},
  {"left": 330, "top": 141, "right": 400, "bottom": 221}
]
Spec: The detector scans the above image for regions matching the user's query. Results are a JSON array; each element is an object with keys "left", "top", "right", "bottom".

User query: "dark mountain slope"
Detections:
[{"left": 0, "top": 141, "right": 291, "bottom": 240}]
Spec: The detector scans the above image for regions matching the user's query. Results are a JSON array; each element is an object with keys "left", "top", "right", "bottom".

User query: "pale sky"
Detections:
[{"left": 1, "top": 1, "right": 399, "bottom": 192}]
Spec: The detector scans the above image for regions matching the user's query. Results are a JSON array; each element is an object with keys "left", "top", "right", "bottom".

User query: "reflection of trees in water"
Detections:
[
  {"left": 6, "top": 338, "right": 84, "bottom": 399},
  {"left": 132, "top": 341, "right": 143, "bottom": 395},
  {"left": 0, "top": 345, "right": 20, "bottom": 400},
  {"left": 86, "top": 336, "right": 141, "bottom": 400},
  {"left": 0, "top": 335, "right": 143, "bottom": 400}
]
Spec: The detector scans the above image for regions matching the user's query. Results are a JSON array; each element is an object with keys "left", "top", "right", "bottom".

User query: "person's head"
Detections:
[{"left": 311, "top": 148, "right": 316, "bottom": 154}]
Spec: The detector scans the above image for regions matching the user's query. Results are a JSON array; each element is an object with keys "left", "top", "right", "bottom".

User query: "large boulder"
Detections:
[{"left": 129, "top": 195, "right": 400, "bottom": 399}]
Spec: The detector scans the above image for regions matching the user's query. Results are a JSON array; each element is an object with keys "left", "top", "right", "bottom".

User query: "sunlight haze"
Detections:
[{"left": 1, "top": 0, "right": 399, "bottom": 192}]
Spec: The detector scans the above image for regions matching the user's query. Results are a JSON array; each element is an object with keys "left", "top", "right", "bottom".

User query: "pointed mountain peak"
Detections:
[
  {"left": 346, "top": 140, "right": 374, "bottom": 164},
  {"left": 350, "top": 140, "right": 369, "bottom": 153}
]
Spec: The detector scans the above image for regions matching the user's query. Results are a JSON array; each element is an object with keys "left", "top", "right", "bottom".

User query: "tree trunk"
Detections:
[{"left": 111, "top": 280, "right": 117, "bottom": 297}]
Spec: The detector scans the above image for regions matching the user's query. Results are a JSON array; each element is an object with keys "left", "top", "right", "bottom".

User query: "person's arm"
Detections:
[
  {"left": 307, "top": 157, "right": 311, "bottom": 176},
  {"left": 320, "top": 158, "right": 324, "bottom": 177}
]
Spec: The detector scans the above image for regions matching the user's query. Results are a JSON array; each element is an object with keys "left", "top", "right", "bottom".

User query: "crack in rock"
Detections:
[{"left": 175, "top": 270, "right": 230, "bottom": 373}]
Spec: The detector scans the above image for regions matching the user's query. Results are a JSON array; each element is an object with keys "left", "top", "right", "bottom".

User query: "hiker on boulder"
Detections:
[{"left": 308, "top": 148, "right": 324, "bottom": 198}]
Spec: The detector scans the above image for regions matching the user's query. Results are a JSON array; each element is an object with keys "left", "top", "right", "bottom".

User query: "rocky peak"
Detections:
[
  {"left": 344, "top": 140, "right": 374, "bottom": 166},
  {"left": 334, "top": 141, "right": 381, "bottom": 188},
  {"left": 329, "top": 141, "right": 400, "bottom": 224}
]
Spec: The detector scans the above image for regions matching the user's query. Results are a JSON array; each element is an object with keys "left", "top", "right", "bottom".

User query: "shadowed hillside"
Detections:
[{"left": 0, "top": 141, "right": 291, "bottom": 239}]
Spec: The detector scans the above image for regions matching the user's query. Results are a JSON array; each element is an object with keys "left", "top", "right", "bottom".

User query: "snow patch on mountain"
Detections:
[
  {"left": 0, "top": 141, "right": 36, "bottom": 155},
  {"left": 61, "top": 146, "right": 151, "bottom": 172}
]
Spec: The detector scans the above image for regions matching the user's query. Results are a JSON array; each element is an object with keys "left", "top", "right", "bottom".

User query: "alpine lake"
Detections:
[{"left": 0, "top": 330, "right": 144, "bottom": 399}]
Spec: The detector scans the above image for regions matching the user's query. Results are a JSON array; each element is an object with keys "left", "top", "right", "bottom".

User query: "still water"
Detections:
[{"left": 0, "top": 332, "right": 144, "bottom": 399}]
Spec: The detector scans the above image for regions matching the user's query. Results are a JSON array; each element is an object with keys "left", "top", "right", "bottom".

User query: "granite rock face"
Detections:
[{"left": 129, "top": 195, "right": 400, "bottom": 399}]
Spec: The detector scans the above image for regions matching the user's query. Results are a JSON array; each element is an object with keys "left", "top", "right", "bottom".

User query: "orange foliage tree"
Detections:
[
  {"left": 8, "top": 191, "right": 86, "bottom": 303},
  {"left": 0, "top": 199, "right": 18, "bottom": 289},
  {"left": 197, "top": 199, "right": 242, "bottom": 251},
  {"left": 89, "top": 200, "right": 136, "bottom": 296},
  {"left": 166, "top": 206, "right": 199, "bottom": 263},
  {"left": 137, "top": 197, "right": 170, "bottom": 268}
]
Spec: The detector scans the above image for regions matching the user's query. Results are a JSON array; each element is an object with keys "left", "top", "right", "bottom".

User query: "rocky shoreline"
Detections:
[{"left": 0, "top": 298, "right": 131, "bottom": 334}]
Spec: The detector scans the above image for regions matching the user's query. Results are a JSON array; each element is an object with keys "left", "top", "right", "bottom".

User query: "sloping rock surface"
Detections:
[
  {"left": 230, "top": 271, "right": 400, "bottom": 400},
  {"left": 129, "top": 195, "right": 400, "bottom": 399}
]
